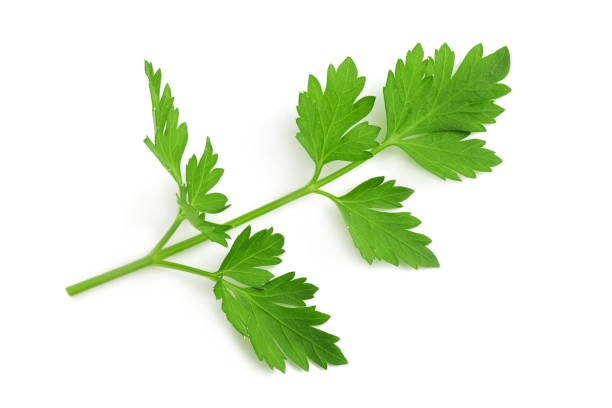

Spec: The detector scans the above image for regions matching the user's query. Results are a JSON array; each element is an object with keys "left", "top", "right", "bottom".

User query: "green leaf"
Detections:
[
  {"left": 296, "top": 57, "right": 380, "bottom": 169},
  {"left": 185, "top": 137, "right": 229, "bottom": 213},
  {"left": 144, "top": 61, "right": 188, "bottom": 185},
  {"left": 177, "top": 196, "right": 229, "bottom": 246},
  {"left": 395, "top": 131, "right": 502, "bottom": 180},
  {"left": 175, "top": 133, "right": 229, "bottom": 242},
  {"left": 214, "top": 271, "right": 347, "bottom": 372},
  {"left": 383, "top": 44, "right": 510, "bottom": 179},
  {"left": 213, "top": 226, "right": 347, "bottom": 371},
  {"left": 217, "top": 226, "right": 284, "bottom": 287},
  {"left": 322, "top": 177, "right": 438, "bottom": 268}
]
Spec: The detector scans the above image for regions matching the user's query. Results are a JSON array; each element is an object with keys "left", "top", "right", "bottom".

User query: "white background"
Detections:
[{"left": 1, "top": 1, "right": 610, "bottom": 406}]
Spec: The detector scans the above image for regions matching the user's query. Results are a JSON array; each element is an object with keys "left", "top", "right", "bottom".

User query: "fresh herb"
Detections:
[{"left": 66, "top": 43, "right": 511, "bottom": 372}]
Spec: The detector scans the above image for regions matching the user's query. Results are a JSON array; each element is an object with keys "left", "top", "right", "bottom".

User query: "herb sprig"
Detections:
[{"left": 66, "top": 43, "right": 510, "bottom": 372}]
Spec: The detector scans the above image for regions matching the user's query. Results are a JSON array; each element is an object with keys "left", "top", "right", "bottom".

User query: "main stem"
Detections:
[{"left": 66, "top": 143, "right": 389, "bottom": 296}]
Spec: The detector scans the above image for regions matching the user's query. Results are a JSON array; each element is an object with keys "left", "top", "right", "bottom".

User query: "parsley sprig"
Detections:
[{"left": 66, "top": 43, "right": 510, "bottom": 372}]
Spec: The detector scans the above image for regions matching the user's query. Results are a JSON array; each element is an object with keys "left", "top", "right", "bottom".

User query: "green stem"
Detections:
[
  {"left": 310, "top": 163, "right": 323, "bottom": 184},
  {"left": 155, "top": 261, "right": 218, "bottom": 281},
  {"left": 65, "top": 255, "right": 154, "bottom": 296},
  {"left": 313, "top": 189, "right": 338, "bottom": 201},
  {"left": 158, "top": 182, "right": 315, "bottom": 259},
  {"left": 149, "top": 212, "right": 184, "bottom": 254},
  {"left": 65, "top": 141, "right": 392, "bottom": 296}
]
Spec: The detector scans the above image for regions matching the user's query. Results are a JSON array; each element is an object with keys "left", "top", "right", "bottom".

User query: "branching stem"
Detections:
[{"left": 65, "top": 140, "right": 392, "bottom": 296}]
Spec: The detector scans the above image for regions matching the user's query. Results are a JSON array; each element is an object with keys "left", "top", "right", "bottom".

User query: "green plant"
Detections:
[{"left": 66, "top": 43, "right": 511, "bottom": 372}]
